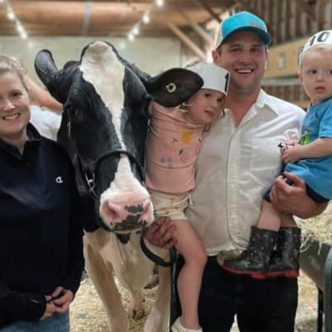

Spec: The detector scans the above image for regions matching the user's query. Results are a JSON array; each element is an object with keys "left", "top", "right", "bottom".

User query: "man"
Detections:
[{"left": 146, "top": 11, "right": 327, "bottom": 332}]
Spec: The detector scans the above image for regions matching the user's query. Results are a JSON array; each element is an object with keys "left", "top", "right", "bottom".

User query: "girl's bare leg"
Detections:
[{"left": 172, "top": 219, "right": 207, "bottom": 329}]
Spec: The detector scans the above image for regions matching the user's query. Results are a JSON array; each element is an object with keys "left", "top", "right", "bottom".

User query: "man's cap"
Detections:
[
  {"left": 191, "top": 63, "right": 230, "bottom": 96},
  {"left": 300, "top": 30, "right": 332, "bottom": 62},
  {"left": 215, "top": 11, "right": 271, "bottom": 49}
]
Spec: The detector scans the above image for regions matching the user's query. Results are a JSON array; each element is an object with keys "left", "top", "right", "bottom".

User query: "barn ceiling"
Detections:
[{"left": 0, "top": 0, "right": 236, "bottom": 39}]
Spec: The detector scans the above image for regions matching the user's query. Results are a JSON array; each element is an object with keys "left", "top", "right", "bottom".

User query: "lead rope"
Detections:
[{"left": 169, "top": 257, "right": 177, "bottom": 332}]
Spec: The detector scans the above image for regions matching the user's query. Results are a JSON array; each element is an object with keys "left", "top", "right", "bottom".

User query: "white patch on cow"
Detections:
[
  {"left": 80, "top": 41, "right": 126, "bottom": 148},
  {"left": 101, "top": 156, "right": 149, "bottom": 202},
  {"left": 84, "top": 229, "right": 170, "bottom": 332},
  {"left": 99, "top": 156, "right": 154, "bottom": 224}
]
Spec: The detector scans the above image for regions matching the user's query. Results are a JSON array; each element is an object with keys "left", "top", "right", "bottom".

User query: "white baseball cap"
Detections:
[
  {"left": 300, "top": 30, "right": 332, "bottom": 62},
  {"left": 191, "top": 63, "right": 230, "bottom": 96}
]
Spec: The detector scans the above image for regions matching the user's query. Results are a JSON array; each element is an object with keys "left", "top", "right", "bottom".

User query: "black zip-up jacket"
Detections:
[{"left": 0, "top": 124, "right": 84, "bottom": 327}]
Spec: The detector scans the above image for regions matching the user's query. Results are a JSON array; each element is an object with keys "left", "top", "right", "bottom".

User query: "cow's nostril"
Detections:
[
  {"left": 106, "top": 202, "right": 123, "bottom": 220},
  {"left": 142, "top": 199, "right": 151, "bottom": 214}
]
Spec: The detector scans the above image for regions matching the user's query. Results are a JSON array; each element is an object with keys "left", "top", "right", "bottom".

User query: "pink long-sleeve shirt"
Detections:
[{"left": 145, "top": 101, "right": 205, "bottom": 194}]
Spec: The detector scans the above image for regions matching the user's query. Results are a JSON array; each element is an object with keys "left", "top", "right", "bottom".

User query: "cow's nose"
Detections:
[
  {"left": 106, "top": 202, "right": 129, "bottom": 221},
  {"left": 104, "top": 198, "right": 151, "bottom": 223}
]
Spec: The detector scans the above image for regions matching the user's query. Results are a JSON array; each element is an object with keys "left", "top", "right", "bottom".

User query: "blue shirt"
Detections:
[{"left": 285, "top": 97, "right": 332, "bottom": 199}]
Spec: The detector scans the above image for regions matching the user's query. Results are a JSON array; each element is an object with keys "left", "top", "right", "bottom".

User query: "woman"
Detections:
[{"left": 0, "top": 55, "right": 84, "bottom": 331}]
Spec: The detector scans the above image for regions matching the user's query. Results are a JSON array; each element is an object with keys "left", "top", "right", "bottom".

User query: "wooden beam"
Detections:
[
  {"left": 193, "top": 0, "right": 221, "bottom": 23},
  {"left": 179, "top": 10, "right": 214, "bottom": 47},
  {"left": 167, "top": 22, "right": 207, "bottom": 60}
]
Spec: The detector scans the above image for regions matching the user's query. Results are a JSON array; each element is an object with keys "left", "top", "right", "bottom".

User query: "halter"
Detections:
[
  {"left": 69, "top": 128, "right": 176, "bottom": 268},
  {"left": 75, "top": 148, "right": 145, "bottom": 201}
]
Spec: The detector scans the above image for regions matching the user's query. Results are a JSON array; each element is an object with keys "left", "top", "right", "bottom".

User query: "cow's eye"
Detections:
[{"left": 66, "top": 104, "right": 79, "bottom": 117}]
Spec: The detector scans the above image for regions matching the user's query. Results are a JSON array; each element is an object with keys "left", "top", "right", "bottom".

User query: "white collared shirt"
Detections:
[{"left": 186, "top": 90, "right": 305, "bottom": 256}]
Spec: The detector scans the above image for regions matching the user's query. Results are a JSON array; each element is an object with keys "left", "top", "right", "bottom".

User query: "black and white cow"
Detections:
[{"left": 34, "top": 41, "right": 203, "bottom": 332}]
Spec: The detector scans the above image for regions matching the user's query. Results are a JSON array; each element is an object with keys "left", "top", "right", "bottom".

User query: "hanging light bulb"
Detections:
[
  {"left": 143, "top": 12, "right": 150, "bottom": 24},
  {"left": 16, "top": 23, "right": 24, "bottom": 34},
  {"left": 7, "top": 9, "right": 15, "bottom": 21},
  {"left": 155, "top": 0, "right": 164, "bottom": 7},
  {"left": 128, "top": 33, "right": 135, "bottom": 42},
  {"left": 133, "top": 25, "right": 140, "bottom": 36},
  {"left": 20, "top": 30, "right": 28, "bottom": 40}
]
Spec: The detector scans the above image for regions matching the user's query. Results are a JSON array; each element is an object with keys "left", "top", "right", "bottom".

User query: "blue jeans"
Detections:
[
  {"left": 0, "top": 312, "right": 70, "bottom": 332},
  {"left": 175, "top": 256, "right": 298, "bottom": 332}
]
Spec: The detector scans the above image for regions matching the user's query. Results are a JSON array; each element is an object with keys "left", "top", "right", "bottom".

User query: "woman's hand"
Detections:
[
  {"left": 41, "top": 296, "right": 57, "bottom": 320},
  {"left": 44, "top": 286, "right": 74, "bottom": 315},
  {"left": 51, "top": 287, "right": 74, "bottom": 313}
]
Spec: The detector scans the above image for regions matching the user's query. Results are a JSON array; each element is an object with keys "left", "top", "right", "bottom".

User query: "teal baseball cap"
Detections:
[{"left": 215, "top": 11, "right": 271, "bottom": 49}]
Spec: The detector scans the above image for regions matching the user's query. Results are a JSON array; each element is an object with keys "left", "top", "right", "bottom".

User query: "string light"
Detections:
[
  {"left": 3, "top": 0, "right": 28, "bottom": 40},
  {"left": 6, "top": 8, "right": 15, "bottom": 20},
  {"left": 132, "top": 25, "right": 140, "bottom": 36},
  {"left": 124, "top": 0, "right": 165, "bottom": 45},
  {"left": 143, "top": 12, "right": 150, "bottom": 24},
  {"left": 20, "top": 30, "right": 27, "bottom": 40},
  {"left": 155, "top": 0, "right": 164, "bottom": 7}
]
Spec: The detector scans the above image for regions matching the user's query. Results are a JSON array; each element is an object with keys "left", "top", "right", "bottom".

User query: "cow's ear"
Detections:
[
  {"left": 34, "top": 50, "right": 73, "bottom": 104},
  {"left": 146, "top": 68, "right": 203, "bottom": 107}
]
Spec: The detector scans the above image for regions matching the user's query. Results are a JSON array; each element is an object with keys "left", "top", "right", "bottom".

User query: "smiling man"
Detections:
[{"left": 172, "top": 11, "right": 328, "bottom": 332}]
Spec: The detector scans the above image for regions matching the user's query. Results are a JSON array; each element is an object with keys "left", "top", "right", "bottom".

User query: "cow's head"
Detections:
[{"left": 34, "top": 41, "right": 203, "bottom": 233}]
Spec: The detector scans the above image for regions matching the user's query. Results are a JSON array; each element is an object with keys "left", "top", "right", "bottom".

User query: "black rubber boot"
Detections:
[
  {"left": 267, "top": 227, "right": 301, "bottom": 278},
  {"left": 222, "top": 226, "right": 278, "bottom": 279}
]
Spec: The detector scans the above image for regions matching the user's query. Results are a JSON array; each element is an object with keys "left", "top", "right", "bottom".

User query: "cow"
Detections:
[{"left": 34, "top": 41, "right": 203, "bottom": 332}]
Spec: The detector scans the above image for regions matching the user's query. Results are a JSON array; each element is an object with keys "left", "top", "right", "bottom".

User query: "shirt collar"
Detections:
[
  {"left": 224, "top": 89, "right": 282, "bottom": 116},
  {"left": 256, "top": 89, "right": 285, "bottom": 116},
  {"left": 26, "top": 123, "right": 42, "bottom": 141},
  {"left": 309, "top": 96, "right": 332, "bottom": 109},
  {"left": 0, "top": 123, "right": 42, "bottom": 159}
]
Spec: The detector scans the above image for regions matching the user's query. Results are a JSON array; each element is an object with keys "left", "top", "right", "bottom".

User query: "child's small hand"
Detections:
[
  {"left": 282, "top": 145, "right": 302, "bottom": 163},
  {"left": 285, "top": 138, "right": 300, "bottom": 146}
]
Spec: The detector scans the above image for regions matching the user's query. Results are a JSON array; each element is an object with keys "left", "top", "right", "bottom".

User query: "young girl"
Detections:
[
  {"left": 0, "top": 55, "right": 84, "bottom": 331},
  {"left": 223, "top": 30, "right": 332, "bottom": 279},
  {"left": 145, "top": 63, "right": 230, "bottom": 332}
]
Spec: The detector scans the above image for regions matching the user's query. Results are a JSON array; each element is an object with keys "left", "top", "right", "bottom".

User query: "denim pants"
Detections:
[
  {"left": 0, "top": 312, "right": 70, "bottom": 332},
  {"left": 174, "top": 256, "right": 298, "bottom": 332}
]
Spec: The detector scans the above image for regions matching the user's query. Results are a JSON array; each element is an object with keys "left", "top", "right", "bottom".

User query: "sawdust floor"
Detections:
[{"left": 70, "top": 271, "right": 319, "bottom": 332}]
